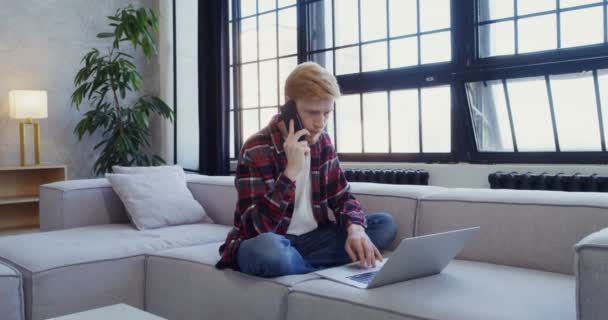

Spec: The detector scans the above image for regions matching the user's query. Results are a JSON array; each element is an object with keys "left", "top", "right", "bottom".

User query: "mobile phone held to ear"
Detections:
[{"left": 280, "top": 100, "right": 307, "bottom": 142}]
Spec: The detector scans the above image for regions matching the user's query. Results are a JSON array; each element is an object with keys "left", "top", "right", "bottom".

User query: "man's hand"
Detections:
[
  {"left": 283, "top": 120, "right": 310, "bottom": 180},
  {"left": 345, "top": 224, "right": 383, "bottom": 268}
]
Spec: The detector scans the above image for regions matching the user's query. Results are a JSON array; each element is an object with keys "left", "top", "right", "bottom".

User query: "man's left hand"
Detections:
[{"left": 345, "top": 224, "right": 383, "bottom": 268}]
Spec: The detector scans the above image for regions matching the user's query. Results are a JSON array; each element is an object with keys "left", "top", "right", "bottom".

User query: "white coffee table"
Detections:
[{"left": 47, "top": 303, "right": 166, "bottom": 320}]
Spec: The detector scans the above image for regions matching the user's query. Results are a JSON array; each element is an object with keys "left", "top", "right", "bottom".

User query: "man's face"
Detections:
[{"left": 295, "top": 97, "right": 334, "bottom": 144}]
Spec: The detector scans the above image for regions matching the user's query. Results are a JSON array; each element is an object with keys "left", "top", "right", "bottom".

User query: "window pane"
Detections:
[
  {"left": 479, "top": 21, "right": 515, "bottom": 57},
  {"left": 230, "top": 66, "right": 234, "bottom": 107},
  {"left": 229, "top": 22, "right": 233, "bottom": 65},
  {"left": 419, "top": 0, "right": 451, "bottom": 32},
  {"left": 279, "top": 0, "right": 296, "bottom": 8},
  {"left": 598, "top": 69, "right": 608, "bottom": 146},
  {"left": 240, "top": 17, "right": 258, "bottom": 62},
  {"left": 518, "top": 14, "right": 557, "bottom": 53},
  {"left": 561, "top": 7, "right": 603, "bottom": 48},
  {"left": 241, "top": 63, "right": 259, "bottom": 108},
  {"left": 389, "top": 0, "right": 417, "bottom": 37},
  {"left": 362, "top": 42, "right": 388, "bottom": 72},
  {"left": 335, "top": 0, "right": 359, "bottom": 46},
  {"left": 390, "top": 37, "right": 418, "bottom": 68},
  {"left": 326, "top": 109, "right": 335, "bottom": 144},
  {"left": 279, "top": 57, "right": 298, "bottom": 104},
  {"left": 258, "top": 0, "right": 275, "bottom": 13},
  {"left": 242, "top": 109, "right": 260, "bottom": 140},
  {"left": 176, "top": 0, "right": 199, "bottom": 170},
  {"left": 421, "top": 86, "right": 451, "bottom": 152},
  {"left": 311, "top": 50, "right": 334, "bottom": 75},
  {"left": 550, "top": 73, "right": 601, "bottom": 151},
  {"left": 308, "top": 0, "right": 333, "bottom": 51},
  {"left": 421, "top": 31, "right": 451, "bottom": 64},
  {"left": 259, "top": 60, "right": 278, "bottom": 107},
  {"left": 278, "top": 7, "right": 297, "bottom": 56},
  {"left": 259, "top": 12, "right": 277, "bottom": 59},
  {"left": 260, "top": 107, "right": 278, "bottom": 127},
  {"left": 230, "top": 111, "right": 235, "bottom": 158},
  {"left": 336, "top": 94, "right": 362, "bottom": 152},
  {"left": 335, "top": 46, "right": 360, "bottom": 75},
  {"left": 479, "top": 0, "right": 514, "bottom": 21},
  {"left": 465, "top": 81, "right": 514, "bottom": 152},
  {"left": 363, "top": 92, "right": 389, "bottom": 152},
  {"left": 390, "top": 89, "right": 420, "bottom": 152},
  {"left": 240, "top": 0, "right": 256, "bottom": 17},
  {"left": 361, "top": 0, "right": 387, "bottom": 42},
  {"left": 517, "top": 0, "right": 556, "bottom": 15},
  {"left": 507, "top": 77, "right": 556, "bottom": 151},
  {"left": 560, "top": 0, "right": 601, "bottom": 8}
]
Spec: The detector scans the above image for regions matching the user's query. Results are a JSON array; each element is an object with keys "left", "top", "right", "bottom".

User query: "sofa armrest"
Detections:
[
  {"left": 575, "top": 227, "right": 608, "bottom": 320},
  {"left": 39, "top": 178, "right": 129, "bottom": 231}
]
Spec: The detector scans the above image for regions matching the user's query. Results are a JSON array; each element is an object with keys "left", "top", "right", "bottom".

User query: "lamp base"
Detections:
[{"left": 19, "top": 119, "right": 40, "bottom": 166}]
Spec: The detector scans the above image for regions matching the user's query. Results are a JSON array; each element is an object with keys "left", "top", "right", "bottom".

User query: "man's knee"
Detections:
[
  {"left": 237, "top": 233, "right": 291, "bottom": 275},
  {"left": 366, "top": 212, "right": 398, "bottom": 250}
]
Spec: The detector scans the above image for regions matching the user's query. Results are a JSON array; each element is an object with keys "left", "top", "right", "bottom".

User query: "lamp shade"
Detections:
[{"left": 9, "top": 90, "right": 48, "bottom": 120}]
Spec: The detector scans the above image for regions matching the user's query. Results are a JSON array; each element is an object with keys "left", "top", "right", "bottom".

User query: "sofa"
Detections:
[{"left": 0, "top": 174, "right": 608, "bottom": 320}]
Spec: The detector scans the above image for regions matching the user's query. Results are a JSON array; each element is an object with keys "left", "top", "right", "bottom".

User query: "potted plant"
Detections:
[{"left": 71, "top": 5, "right": 174, "bottom": 176}]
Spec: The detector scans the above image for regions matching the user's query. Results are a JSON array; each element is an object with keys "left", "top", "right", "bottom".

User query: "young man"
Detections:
[{"left": 216, "top": 62, "right": 397, "bottom": 277}]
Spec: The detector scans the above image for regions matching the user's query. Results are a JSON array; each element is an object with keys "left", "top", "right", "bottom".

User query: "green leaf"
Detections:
[{"left": 96, "top": 32, "right": 115, "bottom": 38}]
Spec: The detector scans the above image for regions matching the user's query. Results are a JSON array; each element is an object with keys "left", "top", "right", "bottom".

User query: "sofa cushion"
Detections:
[
  {"left": 349, "top": 183, "right": 444, "bottom": 250},
  {"left": 417, "top": 188, "right": 608, "bottom": 275},
  {"left": 146, "top": 242, "right": 320, "bottom": 320},
  {"left": 288, "top": 259, "right": 576, "bottom": 320},
  {"left": 0, "top": 262, "right": 24, "bottom": 320},
  {"left": 107, "top": 173, "right": 213, "bottom": 230},
  {"left": 0, "top": 224, "right": 231, "bottom": 320}
]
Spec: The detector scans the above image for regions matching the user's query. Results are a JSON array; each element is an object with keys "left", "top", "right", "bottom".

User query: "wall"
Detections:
[{"left": 0, "top": 0, "right": 164, "bottom": 179}]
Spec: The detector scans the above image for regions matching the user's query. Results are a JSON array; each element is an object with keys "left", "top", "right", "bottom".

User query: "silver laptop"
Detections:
[{"left": 315, "top": 227, "right": 479, "bottom": 289}]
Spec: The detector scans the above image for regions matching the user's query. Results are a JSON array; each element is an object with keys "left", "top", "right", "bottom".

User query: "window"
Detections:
[
  {"left": 229, "top": 0, "right": 298, "bottom": 159},
  {"left": 478, "top": 0, "right": 607, "bottom": 57},
  {"left": 223, "top": 0, "right": 608, "bottom": 164}
]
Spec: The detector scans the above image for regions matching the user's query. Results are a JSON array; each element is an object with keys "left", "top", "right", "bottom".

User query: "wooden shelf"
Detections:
[
  {"left": 0, "top": 165, "right": 66, "bottom": 231},
  {"left": 0, "top": 196, "right": 39, "bottom": 205}
]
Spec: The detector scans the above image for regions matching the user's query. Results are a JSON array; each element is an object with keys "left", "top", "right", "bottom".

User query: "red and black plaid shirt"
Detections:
[{"left": 215, "top": 115, "right": 366, "bottom": 270}]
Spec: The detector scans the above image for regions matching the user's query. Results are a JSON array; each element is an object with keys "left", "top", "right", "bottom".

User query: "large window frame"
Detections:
[{"left": 225, "top": 0, "right": 608, "bottom": 164}]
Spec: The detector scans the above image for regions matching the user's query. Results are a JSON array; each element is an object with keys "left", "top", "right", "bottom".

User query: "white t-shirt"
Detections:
[{"left": 286, "top": 153, "right": 318, "bottom": 236}]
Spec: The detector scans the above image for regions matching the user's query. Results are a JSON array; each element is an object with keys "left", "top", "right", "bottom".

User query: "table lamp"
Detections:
[{"left": 9, "top": 90, "right": 48, "bottom": 166}]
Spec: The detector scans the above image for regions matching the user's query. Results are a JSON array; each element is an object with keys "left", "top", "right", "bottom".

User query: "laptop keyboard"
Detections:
[{"left": 347, "top": 271, "right": 378, "bottom": 284}]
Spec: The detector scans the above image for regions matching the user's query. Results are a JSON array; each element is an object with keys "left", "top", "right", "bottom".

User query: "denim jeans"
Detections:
[{"left": 237, "top": 212, "right": 398, "bottom": 278}]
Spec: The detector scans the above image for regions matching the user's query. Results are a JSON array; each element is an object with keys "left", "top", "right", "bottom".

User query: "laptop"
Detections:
[{"left": 314, "top": 226, "right": 480, "bottom": 289}]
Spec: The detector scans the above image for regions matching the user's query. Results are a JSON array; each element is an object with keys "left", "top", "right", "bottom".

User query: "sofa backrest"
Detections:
[
  {"left": 187, "top": 175, "right": 237, "bottom": 226},
  {"left": 349, "top": 182, "right": 444, "bottom": 250},
  {"left": 416, "top": 188, "right": 608, "bottom": 275}
]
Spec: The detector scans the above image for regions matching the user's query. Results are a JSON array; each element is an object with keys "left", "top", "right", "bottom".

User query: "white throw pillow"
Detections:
[
  {"left": 112, "top": 165, "right": 187, "bottom": 180},
  {"left": 106, "top": 172, "right": 213, "bottom": 230}
]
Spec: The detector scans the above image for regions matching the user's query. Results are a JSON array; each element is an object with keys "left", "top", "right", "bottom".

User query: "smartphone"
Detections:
[{"left": 280, "top": 100, "right": 307, "bottom": 142}]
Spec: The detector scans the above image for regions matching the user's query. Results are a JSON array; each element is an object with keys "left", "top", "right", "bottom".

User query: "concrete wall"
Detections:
[{"left": 0, "top": 0, "right": 165, "bottom": 179}]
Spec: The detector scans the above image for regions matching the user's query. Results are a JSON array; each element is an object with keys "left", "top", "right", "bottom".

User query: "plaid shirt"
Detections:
[{"left": 215, "top": 115, "right": 366, "bottom": 270}]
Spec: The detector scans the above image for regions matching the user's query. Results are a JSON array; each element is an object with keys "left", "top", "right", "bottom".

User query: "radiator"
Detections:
[
  {"left": 488, "top": 171, "right": 608, "bottom": 192},
  {"left": 344, "top": 169, "right": 429, "bottom": 185}
]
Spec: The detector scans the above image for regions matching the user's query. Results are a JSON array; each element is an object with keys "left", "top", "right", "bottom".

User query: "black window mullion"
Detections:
[
  {"left": 593, "top": 70, "right": 607, "bottom": 151},
  {"left": 331, "top": 0, "right": 338, "bottom": 148},
  {"left": 545, "top": 75, "right": 561, "bottom": 152},
  {"left": 276, "top": 0, "right": 281, "bottom": 106},
  {"left": 234, "top": 0, "right": 243, "bottom": 153},
  {"left": 605, "top": 0, "right": 607, "bottom": 44},
  {"left": 502, "top": 79, "right": 518, "bottom": 152}
]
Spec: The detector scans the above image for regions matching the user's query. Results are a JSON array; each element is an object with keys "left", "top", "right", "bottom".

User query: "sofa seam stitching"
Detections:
[{"left": 419, "top": 198, "right": 608, "bottom": 210}]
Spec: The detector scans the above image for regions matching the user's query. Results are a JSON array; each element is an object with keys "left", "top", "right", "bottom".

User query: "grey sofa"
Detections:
[{"left": 0, "top": 174, "right": 608, "bottom": 320}]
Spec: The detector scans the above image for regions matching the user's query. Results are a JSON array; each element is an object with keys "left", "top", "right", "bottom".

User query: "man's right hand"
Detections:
[{"left": 283, "top": 119, "right": 310, "bottom": 181}]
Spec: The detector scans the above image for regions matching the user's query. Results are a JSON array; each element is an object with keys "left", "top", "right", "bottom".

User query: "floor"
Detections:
[{"left": 0, "top": 228, "right": 39, "bottom": 237}]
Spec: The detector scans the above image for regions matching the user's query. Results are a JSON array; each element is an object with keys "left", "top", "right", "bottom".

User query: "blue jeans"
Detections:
[{"left": 237, "top": 212, "right": 398, "bottom": 277}]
